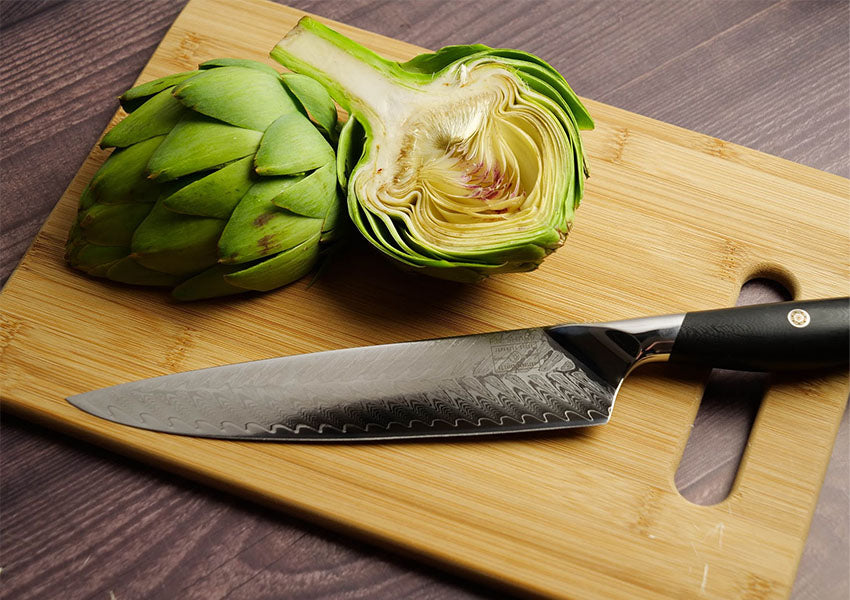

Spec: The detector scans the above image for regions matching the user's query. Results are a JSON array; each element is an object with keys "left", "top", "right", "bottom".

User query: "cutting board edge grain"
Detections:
[{"left": 1, "top": 0, "right": 849, "bottom": 599}]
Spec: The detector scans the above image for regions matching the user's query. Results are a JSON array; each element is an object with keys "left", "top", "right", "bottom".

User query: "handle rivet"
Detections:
[{"left": 787, "top": 308, "right": 811, "bottom": 328}]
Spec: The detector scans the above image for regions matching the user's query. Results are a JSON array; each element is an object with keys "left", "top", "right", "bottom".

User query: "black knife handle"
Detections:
[{"left": 669, "top": 297, "right": 849, "bottom": 371}]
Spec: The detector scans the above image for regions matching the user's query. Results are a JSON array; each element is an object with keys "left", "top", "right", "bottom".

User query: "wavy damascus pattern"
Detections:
[{"left": 69, "top": 328, "right": 617, "bottom": 440}]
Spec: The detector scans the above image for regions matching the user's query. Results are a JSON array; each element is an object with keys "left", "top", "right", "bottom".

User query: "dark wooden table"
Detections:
[{"left": 2, "top": 1, "right": 847, "bottom": 598}]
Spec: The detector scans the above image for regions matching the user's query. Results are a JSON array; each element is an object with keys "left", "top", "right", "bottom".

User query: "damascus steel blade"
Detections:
[{"left": 68, "top": 325, "right": 637, "bottom": 441}]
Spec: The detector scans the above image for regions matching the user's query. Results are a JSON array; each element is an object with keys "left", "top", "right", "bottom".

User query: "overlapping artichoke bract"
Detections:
[
  {"left": 65, "top": 58, "right": 343, "bottom": 300},
  {"left": 271, "top": 18, "right": 593, "bottom": 283}
]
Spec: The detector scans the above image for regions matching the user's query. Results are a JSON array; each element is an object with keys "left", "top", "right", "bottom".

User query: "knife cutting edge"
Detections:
[{"left": 68, "top": 298, "right": 849, "bottom": 441}]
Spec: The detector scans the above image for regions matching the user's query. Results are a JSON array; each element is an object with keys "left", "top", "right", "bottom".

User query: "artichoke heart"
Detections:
[
  {"left": 272, "top": 18, "right": 593, "bottom": 282},
  {"left": 65, "top": 58, "right": 343, "bottom": 300}
]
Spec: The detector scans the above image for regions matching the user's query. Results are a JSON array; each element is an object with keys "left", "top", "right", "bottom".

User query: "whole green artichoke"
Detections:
[
  {"left": 272, "top": 18, "right": 593, "bottom": 283},
  {"left": 66, "top": 58, "right": 343, "bottom": 300}
]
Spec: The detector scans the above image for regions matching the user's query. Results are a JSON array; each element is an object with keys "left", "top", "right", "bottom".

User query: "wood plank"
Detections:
[{"left": 0, "top": 0, "right": 189, "bottom": 284}]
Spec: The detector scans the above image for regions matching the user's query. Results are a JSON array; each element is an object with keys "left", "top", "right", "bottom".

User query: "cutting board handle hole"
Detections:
[
  {"left": 744, "top": 264, "right": 799, "bottom": 299},
  {"left": 674, "top": 277, "right": 791, "bottom": 505}
]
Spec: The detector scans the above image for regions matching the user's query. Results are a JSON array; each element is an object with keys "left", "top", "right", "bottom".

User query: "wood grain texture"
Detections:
[
  {"left": 0, "top": 0, "right": 188, "bottom": 285},
  {"left": 1, "top": 1, "right": 847, "bottom": 599},
  {"left": 1, "top": 414, "right": 491, "bottom": 599}
]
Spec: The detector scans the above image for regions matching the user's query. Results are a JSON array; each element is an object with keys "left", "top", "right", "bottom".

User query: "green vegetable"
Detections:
[
  {"left": 271, "top": 18, "right": 593, "bottom": 282},
  {"left": 65, "top": 58, "right": 343, "bottom": 300}
]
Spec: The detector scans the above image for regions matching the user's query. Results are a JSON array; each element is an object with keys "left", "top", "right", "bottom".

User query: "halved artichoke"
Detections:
[
  {"left": 271, "top": 18, "right": 593, "bottom": 282},
  {"left": 66, "top": 58, "right": 343, "bottom": 300}
]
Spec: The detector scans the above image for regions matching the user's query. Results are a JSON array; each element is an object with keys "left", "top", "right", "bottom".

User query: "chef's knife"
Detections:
[{"left": 68, "top": 298, "right": 849, "bottom": 441}]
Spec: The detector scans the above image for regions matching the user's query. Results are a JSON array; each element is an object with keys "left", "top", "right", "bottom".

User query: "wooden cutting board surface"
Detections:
[{"left": 1, "top": 0, "right": 848, "bottom": 598}]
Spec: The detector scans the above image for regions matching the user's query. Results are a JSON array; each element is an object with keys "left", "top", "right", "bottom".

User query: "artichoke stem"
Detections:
[{"left": 271, "top": 17, "right": 419, "bottom": 124}]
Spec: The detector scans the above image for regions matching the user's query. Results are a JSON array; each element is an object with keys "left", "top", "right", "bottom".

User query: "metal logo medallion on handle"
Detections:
[{"left": 787, "top": 309, "right": 811, "bottom": 328}]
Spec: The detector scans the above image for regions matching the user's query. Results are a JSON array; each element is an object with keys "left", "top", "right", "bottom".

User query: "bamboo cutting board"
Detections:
[{"left": 1, "top": 0, "right": 848, "bottom": 598}]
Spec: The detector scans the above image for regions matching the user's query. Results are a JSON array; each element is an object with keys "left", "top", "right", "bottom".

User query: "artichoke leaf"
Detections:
[
  {"left": 320, "top": 189, "right": 344, "bottom": 239},
  {"left": 173, "top": 66, "right": 299, "bottom": 131},
  {"left": 270, "top": 161, "right": 336, "bottom": 218},
  {"left": 218, "top": 177, "right": 324, "bottom": 264},
  {"left": 78, "top": 183, "right": 96, "bottom": 211},
  {"left": 163, "top": 155, "right": 255, "bottom": 218},
  {"left": 399, "top": 44, "right": 490, "bottom": 74},
  {"left": 119, "top": 71, "right": 197, "bottom": 113},
  {"left": 102, "top": 88, "right": 187, "bottom": 149},
  {"left": 224, "top": 232, "right": 321, "bottom": 291},
  {"left": 512, "top": 71, "right": 587, "bottom": 206},
  {"left": 147, "top": 113, "right": 262, "bottom": 181},
  {"left": 171, "top": 263, "right": 249, "bottom": 301},
  {"left": 484, "top": 49, "right": 594, "bottom": 131},
  {"left": 281, "top": 72, "right": 338, "bottom": 138},
  {"left": 78, "top": 202, "right": 154, "bottom": 247},
  {"left": 335, "top": 116, "right": 365, "bottom": 188},
  {"left": 131, "top": 200, "right": 225, "bottom": 276},
  {"left": 106, "top": 256, "right": 183, "bottom": 287},
  {"left": 400, "top": 227, "right": 552, "bottom": 265},
  {"left": 353, "top": 203, "right": 426, "bottom": 265},
  {"left": 254, "top": 112, "right": 335, "bottom": 176},
  {"left": 65, "top": 243, "right": 128, "bottom": 276},
  {"left": 89, "top": 135, "right": 165, "bottom": 205},
  {"left": 198, "top": 58, "right": 281, "bottom": 77}
]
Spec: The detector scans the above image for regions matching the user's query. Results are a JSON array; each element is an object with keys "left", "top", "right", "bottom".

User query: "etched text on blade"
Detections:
[{"left": 80, "top": 329, "right": 616, "bottom": 438}]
